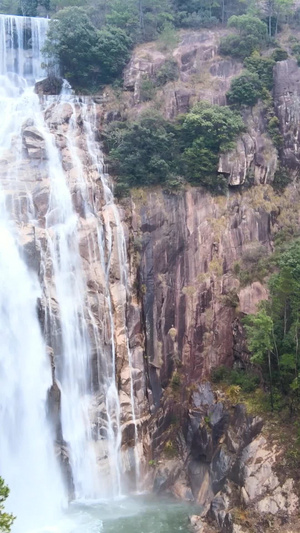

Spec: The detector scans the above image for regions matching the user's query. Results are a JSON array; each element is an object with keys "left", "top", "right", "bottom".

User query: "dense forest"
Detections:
[{"left": 2, "top": 0, "right": 300, "bottom": 466}]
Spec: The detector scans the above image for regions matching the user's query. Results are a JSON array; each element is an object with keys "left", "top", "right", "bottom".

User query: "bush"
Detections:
[
  {"left": 272, "top": 48, "right": 288, "bottom": 61},
  {"left": 140, "top": 76, "right": 156, "bottom": 101},
  {"left": 228, "top": 14, "right": 268, "bottom": 41},
  {"left": 273, "top": 166, "right": 292, "bottom": 191},
  {"left": 219, "top": 34, "right": 263, "bottom": 60},
  {"left": 211, "top": 365, "right": 260, "bottom": 393},
  {"left": 176, "top": 10, "right": 218, "bottom": 29},
  {"left": 157, "top": 22, "right": 178, "bottom": 52},
  {"left": 227, "top": 70, "right": 263, "bottom": 106},
  {"left": 156, "top": 58, "right": 179, "bottom": 86},
  {"left": 292, "top": 42, "right": 300, "bottom": 56}
]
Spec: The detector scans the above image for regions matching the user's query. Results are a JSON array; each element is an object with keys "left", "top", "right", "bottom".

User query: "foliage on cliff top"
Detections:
[
  {"left": 104, "top": 103, "right": 244, "bottom": 194},
  {"left": 43, "top": 7, "right": 132, "bottom": 87},
  {"left": 0, "top": 478, "right": 14, "bottom": 533}
]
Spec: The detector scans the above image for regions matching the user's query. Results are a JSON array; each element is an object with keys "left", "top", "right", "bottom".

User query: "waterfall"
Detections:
[
  {"left": 0, "top": 14, "right": 66, "bottom": 532},
  {"left": 0, "top": 12, "right": 141, "bottom": 531}
]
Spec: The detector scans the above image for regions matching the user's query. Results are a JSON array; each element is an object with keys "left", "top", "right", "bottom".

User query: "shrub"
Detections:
[
  {"left": 156, "top": 58, "right": 179, "bottom": 86},
  {"left": 113, "top": 181, "right": 130, "bottom": 199},
  {"left": 104, "top": 103, "right": 243, "bottom": 194},
  {"left": 292, "top": 42, "right": 300, "bottom": 56},
  {"left": 140, "top": 76, "right": 156, "bottom": 101},
  {"left": 272, "top": 48, "right": 288, "bottom": 61},
  {"left": 227, "top": 14, "right": 268, "bottom": 41},
  {"left": 272, "top": 166, "right": 292, "bottom": 191},
  {"left": 211, "top": 365, "right": 260, "bottom": 393},
  {"left": 157, "top": 22, "right": 179, "bottom": 52},
  {"left": 176, "top": 10, "right": 218, "bottom": 29},
  {"left": 227, "top": 70, "right": 263, "bottom": 106},
  {"left": 219, "top": 34, "right": 262, "bottom": 60},
  {"left": 164, "top": 439, "right": 177, "bottom": 457},
  {"left": 171, "top": 371, "right": 181, "bottom": 389},
  {"left": 267, "top": 115, "right": 283, "bottom": 148}
]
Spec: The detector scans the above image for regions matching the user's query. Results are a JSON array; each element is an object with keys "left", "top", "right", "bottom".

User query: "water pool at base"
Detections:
[{"left": 29, "top": 495, "right": 200, "bottom": 533}]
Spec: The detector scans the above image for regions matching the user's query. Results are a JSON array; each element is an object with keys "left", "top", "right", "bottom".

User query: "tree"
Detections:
[
  {"left": 0, "top": 478, "right": 14, "bottom": 533},
  {"left": 0, "top": 0, "right": 19, "bottom": 13},
  {"left": 97, "top": 26, "right": 132, "bottom": 82},
  {"left": 244, "top": 308, "right": 275, "bottom": 409},
  {"left": 227, "top": 70, "right": 263, "bottom": 106},
  {"left": 220, "top": 14, "right": 268, "bottom": 59},
  {"left": 43, "top": 7, "right": 102, "bottom": 85},
  {"left": 181, "top": 101, "right": 244, "bottom": 151},
  {"left": 104, "top": 111, "right": 179, "bottom": 187},
  {"left": 43, "top": 7, "right": 131, "bottom": 87},
  {"left": 244, "top": 51, "right": 275, "bottom": 90},
  {"left": 264, "top": 0, "right": 294, "bottom": 36},
  {"left": 180, "top": 102, "right": 244, "bottom": 189},
  {"left": 19, "top": 0, "right": 38, "bottom": 15},
  {"left": 227, "top": 14, "right": 268, "bottom": 40}
]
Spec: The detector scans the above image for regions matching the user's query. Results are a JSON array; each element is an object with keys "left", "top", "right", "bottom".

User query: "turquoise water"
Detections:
[{"left": 62, "top": 495, "right": 199, "bottom": 533}]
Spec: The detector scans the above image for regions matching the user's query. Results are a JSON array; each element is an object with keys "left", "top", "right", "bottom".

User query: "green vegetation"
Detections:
[
  {"left": 242, "top": 239, "right": 300, "bottom": 414},
  {"left": 180, "top": 102, "right": 244, "bottom": 190},
  {"left": 0, "top": 478, "right": 14, "bottom": 533},
  {"left": 43, "top": 7, "right": 131, "bottom": 88},
  {"left": 227, "top": 70, "right": 263, "bottom": 106},
  {"left": 104, "top": 103, "right": 244, "bottom": 194},
  {"left": 244, "top": 52, "right": 275, "bottom": 90},
  {"left": 156, "top": 58, "right": 179, "bottom": 86},
  {"left": 211, "top": 365, "right": 260, "bottom": 393},
  {"left": 220, "top": 15, "right": 268, "bottom": 59},
  {"left": 233, "top": 243, "right": 269, "bottom": 287},
  {"left": 272, "top": 48, "right": 288, "bottom": 61}
]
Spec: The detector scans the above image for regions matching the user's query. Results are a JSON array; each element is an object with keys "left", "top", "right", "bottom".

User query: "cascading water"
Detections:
[
  {"left": 0, "top": 12, "right": 142, "bottom": 531},
  {"left": 0, "top": 14, "right": 66, "bottom": 532}
]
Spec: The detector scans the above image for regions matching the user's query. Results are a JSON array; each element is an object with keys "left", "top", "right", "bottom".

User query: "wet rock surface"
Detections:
[{"left": 35, "top": 76, "right": 64, "bottom": 96}]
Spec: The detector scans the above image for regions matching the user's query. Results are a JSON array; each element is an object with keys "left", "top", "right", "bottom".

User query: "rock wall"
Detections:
[{"left": 130, "top": 187, "right": 271, "bottom": 410}]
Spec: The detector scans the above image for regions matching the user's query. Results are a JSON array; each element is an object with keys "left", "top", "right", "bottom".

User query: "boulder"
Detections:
[
  {"left": 35, "top": 76, "right": 63, "bottom": 96},
  {"left": 22, "top": 126, "right": 46, "bottom": 159}
]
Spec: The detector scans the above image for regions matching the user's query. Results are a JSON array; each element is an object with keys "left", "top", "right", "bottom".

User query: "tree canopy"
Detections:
[
  {"left": 43, "top": 7, "right": 132, "bottom": 87},
  {"left": 104, "top": 103, "right": 244, "bottom": 194}
]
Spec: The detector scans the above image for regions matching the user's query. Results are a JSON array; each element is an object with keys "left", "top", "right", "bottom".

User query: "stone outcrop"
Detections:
[
  {"left": 22, "top": 125, "right": 47, "bottom": 159},
  {"left": 150, "top": 383, "right": 298, "bottom": 533},
  {"left": 35, "top": 76, "right": 64, "bottom": 96},
  {"left": 274, "top": 58, "right": 300, "bottom": 170},
  {"left": 218, "top": 105, "right": 278, "bottom": 186}
]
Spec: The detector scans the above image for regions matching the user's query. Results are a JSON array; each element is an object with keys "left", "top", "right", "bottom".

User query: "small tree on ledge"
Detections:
[{"left": 0, "top": 477, "right": 15, "bottom": 533}]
